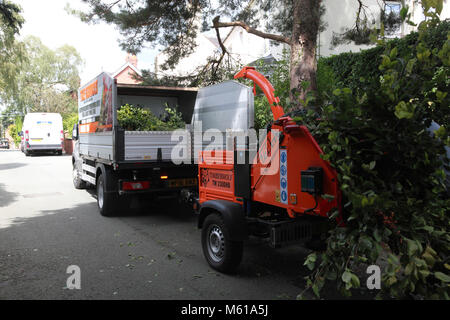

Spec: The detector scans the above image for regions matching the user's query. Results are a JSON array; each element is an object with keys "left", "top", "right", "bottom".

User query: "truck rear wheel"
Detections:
[
  {"left": 97, "top": 173, "right": 120, "bottom": 217},
  {"left": 201, "top": 213, "right": 243, "bottom": 273}
]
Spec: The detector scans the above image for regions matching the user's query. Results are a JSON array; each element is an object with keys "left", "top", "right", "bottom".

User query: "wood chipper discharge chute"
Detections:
[{"left": 196, "top": 66, "right": 342, "bottom": 273}]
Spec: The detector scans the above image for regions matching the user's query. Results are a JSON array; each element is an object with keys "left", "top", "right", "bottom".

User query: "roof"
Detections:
[
  {"left": 112, "top": 62, "right": 142, "bottom": 78},
  {"left": 248, "top": 54, "right": 277, "bottom": 66}
]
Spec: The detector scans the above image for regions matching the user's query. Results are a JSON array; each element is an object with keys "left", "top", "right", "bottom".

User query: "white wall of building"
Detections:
[
  {"left": 154, "top": 26, "right": 288, "bottom": 78},
  {"left": 319, "top": 0, "right": 449, "bottom": 58}
]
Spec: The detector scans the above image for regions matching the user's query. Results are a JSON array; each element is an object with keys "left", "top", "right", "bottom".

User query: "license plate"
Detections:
[
  {"left": 167, "top": 178, "right": 197, "bottom": 188},
  {"left": 31, "top": 138, "right": 43, "bottom": 141}
]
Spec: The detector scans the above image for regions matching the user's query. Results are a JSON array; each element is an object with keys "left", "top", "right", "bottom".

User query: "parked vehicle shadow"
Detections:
[
  {"left": 0, "top": 163, "right": 27, "bottom": 171},
  {"left": 0, "top": 183, "right": 19, "bottom": 208},
  {"left": 85, "top": 188, "right": 195, "bottom": 220},
  {"left": 29, "top": 152, "right": 66, "bottom": 157}
]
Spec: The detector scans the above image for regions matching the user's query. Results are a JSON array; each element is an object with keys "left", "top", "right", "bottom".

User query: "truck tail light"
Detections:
[
  {"left": 122, "top": 181, "right": 150, "bottom": 191},
  {"left": 25, "top": 130, "right": 29, "bottom": 142},
  {"left": 160, "top": 175, "right": 168, "bottom": 180}
]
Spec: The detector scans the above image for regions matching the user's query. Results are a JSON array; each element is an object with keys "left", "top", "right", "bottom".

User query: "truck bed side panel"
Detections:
[
  {"left": 80, "top": 132, "right": 113, "bottom": 160},
  {"left": 124, "top": 130, "right": 191, "bottom": 162}
]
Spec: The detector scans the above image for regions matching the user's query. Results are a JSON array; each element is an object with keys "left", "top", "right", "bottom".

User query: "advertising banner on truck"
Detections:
[{"left": 78, "top": 72, "right": 115, "bottom": 133}]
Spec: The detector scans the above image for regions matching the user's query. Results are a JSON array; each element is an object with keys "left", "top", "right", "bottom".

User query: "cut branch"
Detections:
[
  {"left": 212, "top": 18, "right": 228, "bottom": 76},
  {"left": 212, "top": 16, "right": 291, "bottom": 45}
]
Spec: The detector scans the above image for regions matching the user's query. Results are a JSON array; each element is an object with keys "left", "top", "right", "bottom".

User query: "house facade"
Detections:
[{"left": 112, "top": 53, "right": 142, "bottom": 85}]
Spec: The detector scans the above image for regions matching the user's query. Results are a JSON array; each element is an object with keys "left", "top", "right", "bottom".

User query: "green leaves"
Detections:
[
  {"left": 405, "top": 238, "right": 422, "bottom": 258},
  {"left": 342, "top": 270, "right": 360, "bottom": 290},
  {"left": 394, "top": 101, "right": 415, "bottom": 119},
  {"left": 304, "top": 253, "right": 317, "bottom": 271},
  {"left": 299, "top": 17, "right": 450, "bottom": 301},
  {"left": 117, "top": 104, "right": 184, "bottom": 131},
  {"left": 434, "top": 272, "right": 450, "bottom": 283}
]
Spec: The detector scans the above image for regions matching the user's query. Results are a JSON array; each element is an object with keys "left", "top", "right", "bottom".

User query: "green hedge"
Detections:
[{"left": 318, "top": 20, "right": 449, "bottom": 94}]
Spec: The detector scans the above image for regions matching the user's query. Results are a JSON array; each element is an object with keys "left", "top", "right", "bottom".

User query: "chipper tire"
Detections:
[{"left": 201, "top": 213, "right": 243, "bottom": 273}]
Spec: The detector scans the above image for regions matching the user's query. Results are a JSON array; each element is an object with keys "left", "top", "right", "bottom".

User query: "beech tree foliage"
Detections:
[{"left": 0, "top": 0, "right": 25, "bottom": 102}]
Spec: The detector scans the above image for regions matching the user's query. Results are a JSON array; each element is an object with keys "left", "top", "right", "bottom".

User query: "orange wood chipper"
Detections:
[{"left": 196, "top": 66, "right": 342, "bottom": 272}]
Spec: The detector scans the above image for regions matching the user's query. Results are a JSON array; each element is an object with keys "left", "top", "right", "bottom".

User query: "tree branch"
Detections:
[{"left": 212, "top": 16, "right": 291, "bottom": 45}]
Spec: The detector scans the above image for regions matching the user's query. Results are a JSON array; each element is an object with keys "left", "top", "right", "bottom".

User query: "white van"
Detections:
[{"left": 21, "top": 113, "right": 64, "bottom": 156}]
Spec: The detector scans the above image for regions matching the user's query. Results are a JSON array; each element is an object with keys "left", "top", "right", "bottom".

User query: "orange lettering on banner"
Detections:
[{"left": 80, "top": 80, "right": 98, "bottom": 102}]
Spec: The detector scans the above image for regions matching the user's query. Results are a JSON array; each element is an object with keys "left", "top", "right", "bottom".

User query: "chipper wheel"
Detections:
[{"left": 201, "top": 213, "right": 243, "bottom": 273}]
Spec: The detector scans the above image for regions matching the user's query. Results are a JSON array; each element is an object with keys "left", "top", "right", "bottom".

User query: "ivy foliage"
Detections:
[
  {"left": 117, "top": 104, "right": 185, "bottom": 131},
  {"left": 7, "top": 116, "right": 22, "bottom": 147},
  {"left": 62, "top": 113, "right": 79, "bottom": 138},
  {"left": 295, "top": 6, "right": 449, "bottom": 299}
]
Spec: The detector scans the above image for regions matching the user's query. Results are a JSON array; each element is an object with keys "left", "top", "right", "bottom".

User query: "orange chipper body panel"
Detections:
[{"left": 198, "top": 67, "right": 341, "bottom": 219}]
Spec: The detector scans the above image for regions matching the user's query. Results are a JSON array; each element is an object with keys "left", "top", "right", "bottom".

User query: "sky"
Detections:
[{"left": 14, "top": 0, "right": 159, "bottom": 85}]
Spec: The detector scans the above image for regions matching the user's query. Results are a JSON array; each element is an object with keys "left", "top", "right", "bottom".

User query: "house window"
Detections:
[{"left": 383, "top": 1, "right": 402, "bottom": 38}]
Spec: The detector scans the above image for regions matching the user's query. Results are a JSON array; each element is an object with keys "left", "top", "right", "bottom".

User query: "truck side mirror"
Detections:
[{"left": 72, "top": 124, "right": 78, "bottom": 140}]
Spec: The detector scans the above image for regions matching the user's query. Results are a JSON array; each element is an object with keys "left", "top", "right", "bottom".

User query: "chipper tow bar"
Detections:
[{"left": 196, "top": 66, "right": 342, "bottom": 273}]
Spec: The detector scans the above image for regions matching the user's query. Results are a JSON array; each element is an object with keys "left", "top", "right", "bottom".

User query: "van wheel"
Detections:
[
  {"left": 97, "top": 173, "right": 120, "bottom": 217},
  {"left": 72, "top": 163, "right": 86, "bottom": 189},
  {"left": 201, "top": 213, "right": 243, "bottom": 273}
]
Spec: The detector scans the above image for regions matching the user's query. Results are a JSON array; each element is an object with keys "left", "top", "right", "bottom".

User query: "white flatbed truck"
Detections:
[{"left": 71, "top": 72, "right": 199, "bottom": 216}]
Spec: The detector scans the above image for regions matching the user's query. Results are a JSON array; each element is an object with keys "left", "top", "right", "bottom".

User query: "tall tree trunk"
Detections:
[{"left": 290, "top": 0, "right": 321, "bottom": 108}]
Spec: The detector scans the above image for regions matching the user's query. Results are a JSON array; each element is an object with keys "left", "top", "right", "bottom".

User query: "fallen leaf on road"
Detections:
[{"left": 167, "top": 252, "right": 176, "bottom": 260}]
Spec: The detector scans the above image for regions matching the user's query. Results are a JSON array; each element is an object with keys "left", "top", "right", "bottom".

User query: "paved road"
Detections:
[{"left": 0, "top": 150, "right": 314, "bottom": 300}]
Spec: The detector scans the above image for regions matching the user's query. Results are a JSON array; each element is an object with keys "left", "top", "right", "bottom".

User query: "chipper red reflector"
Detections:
[{"left": 122, "top": 181, "right": 150, "bottom": 191}]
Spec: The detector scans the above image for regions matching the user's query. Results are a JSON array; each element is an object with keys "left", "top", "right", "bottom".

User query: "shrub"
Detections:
[
  {"left": 7, "top": 124, "right": 20, "bottom": 147},
  {"left": 7, "top": 116, "right": 23, "bottom": 147},
  {"left": 297, "top": 13, "right": 449, "bottom": 299},
  {"left": 117, "top": 104, "right": 185, "bottom": 131},
  {"left": 62, "top": 112, "right": 78, "bottom": 138}
]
